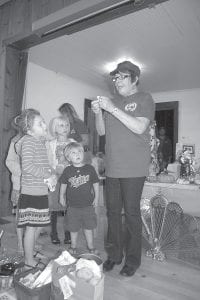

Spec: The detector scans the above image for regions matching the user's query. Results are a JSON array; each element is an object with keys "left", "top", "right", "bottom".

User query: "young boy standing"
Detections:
[{"left": 59, "top": 142, "right": 99, "bottom": 255}]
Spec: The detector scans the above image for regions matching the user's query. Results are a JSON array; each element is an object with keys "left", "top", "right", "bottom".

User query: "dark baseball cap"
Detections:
[{"left": 110, "top": 61, "right": 140, "bottom": 77}]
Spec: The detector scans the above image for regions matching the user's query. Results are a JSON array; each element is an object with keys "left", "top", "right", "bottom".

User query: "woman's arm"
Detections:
[
  {"left": 59, "top": 183, "right": 67, "bottom": 206},
  {"left": 91, "top": 101, "right": 105, "bottom": 136},
  {"left": 95, "top": 110, "right": 105, "bottom": 136},
  {"left": 109, "top": 108, "right": 150, "bottom": 134},
  {"left": 97, "top": 96, "right": 150, "bottom": 134},
  {"left": 46, "top": 139, "right": 57, "bottom": 170},
  {"left": 93, "top": 182, "right": 99, "bottom": 207}
]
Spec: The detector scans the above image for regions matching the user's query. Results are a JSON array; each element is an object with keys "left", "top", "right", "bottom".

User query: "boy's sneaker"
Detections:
[
  {"left": 40, "top": 231, "right": 48, "bottom": 237},
  {"left": 87, "top": 248, "right": 100, "bottom": 256},
  {"left": 50, "top": 234, "right": 61, "bottom": 245},
  {"left": 34, "top": 244, "right": 43, "bottom": 251}
]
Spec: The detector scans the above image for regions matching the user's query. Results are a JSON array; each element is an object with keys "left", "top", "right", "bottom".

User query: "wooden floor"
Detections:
[{"left": 1, "top": 210, "right": 200, "bottom": 300}]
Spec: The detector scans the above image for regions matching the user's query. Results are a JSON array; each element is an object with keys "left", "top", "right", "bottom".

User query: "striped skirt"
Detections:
[{"left": 17, "top": 194, "right": 50, "bottom": 227}]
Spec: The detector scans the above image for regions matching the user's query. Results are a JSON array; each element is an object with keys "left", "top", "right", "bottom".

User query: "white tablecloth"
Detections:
[{"left": 142, "top": 182, "right": 200, "bottom": 217}]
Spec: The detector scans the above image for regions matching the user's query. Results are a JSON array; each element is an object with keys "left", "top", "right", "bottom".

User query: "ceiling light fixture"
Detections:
[{"left": 105, "top": 57, "right": 145, "bottom": 74}]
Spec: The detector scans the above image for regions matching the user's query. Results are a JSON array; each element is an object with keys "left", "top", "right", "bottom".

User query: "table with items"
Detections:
[{"left": 142, "top": 181, "right": 200, "bottom": 217}]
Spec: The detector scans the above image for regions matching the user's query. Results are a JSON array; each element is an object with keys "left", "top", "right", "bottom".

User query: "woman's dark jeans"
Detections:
[{"left": 105, "top": 176, "right": 145, "bottom": 268}]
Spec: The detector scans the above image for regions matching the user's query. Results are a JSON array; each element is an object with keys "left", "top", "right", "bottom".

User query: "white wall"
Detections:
[
  {"left": 24, "top": 62, "right": 109, "bottom": 125},
  {"left": 153, "top": 89, "right": 200, "bottom": 159},
  {"left": 24, "top": 62, "right": 200, "bottom": 159}
]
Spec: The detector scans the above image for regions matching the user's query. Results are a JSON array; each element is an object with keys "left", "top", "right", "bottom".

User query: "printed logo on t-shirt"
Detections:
[
  {"left": 125, "top": 102, "right": 137, "bottom": 112},
  {"left": 69, "top": 174, "right": 89, "bottom": 188},
  {"left": 71, "top": 129, "right": 76, "bottom": 134}
]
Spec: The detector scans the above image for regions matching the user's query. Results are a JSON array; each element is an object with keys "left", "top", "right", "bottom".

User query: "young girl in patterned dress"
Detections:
[
  {"left": 15, "top": 109, "right": 55, "bottom": 267},
  {"left": 47, "top": 116, "right": 75, "bottom": 244}
]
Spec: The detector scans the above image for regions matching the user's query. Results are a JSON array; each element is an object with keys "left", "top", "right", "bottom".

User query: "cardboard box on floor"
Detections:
[{"left": 51, "top": 261, "right": 104, "bottom": 300}]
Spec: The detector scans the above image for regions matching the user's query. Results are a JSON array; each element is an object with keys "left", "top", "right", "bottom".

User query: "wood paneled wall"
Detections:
[
  {"left": 0, "top": 4, "right": 30, "bottom": 218},
  {"left": 32, "top": 0, "right": 81, "bottom": 22},
  {"left": 0, "top": 0, "right": 31, "bottom": 216}
]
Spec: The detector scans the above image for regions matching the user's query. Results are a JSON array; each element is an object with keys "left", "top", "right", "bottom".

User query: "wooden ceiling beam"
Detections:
[
  {"left": 0, "top": 0, "right": 11, "bottom": 7},
  {"left": 5, "top": 0, "right": 169, "bottom": 50}
]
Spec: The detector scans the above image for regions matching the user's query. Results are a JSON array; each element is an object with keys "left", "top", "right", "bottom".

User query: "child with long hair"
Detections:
[
  {"left": 58, "top": 102, "right": 89, "bottom": 149},
  {"left": 47, "top": 116, "right": 75, "bottom": 244},
  {"left": 15, "top": 109, "right": 55, "bottom": 267}
]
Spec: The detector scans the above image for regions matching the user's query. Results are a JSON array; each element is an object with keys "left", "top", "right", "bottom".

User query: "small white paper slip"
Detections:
[
  {"left": 59, "top": 275, "right": 75, "bottom": 299},
  {"left": 44, "top": 175, "right": 57, "bottom": 192}
]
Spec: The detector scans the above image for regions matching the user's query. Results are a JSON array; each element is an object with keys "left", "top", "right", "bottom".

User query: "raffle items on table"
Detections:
[
  {"left": 148, "top": 121, "right": 160, "bottom": 180},
  {"left": 147, "top": 128, "right": 200, "bottom": 185},
  {"left": 176, "top": 149, "right": 200, "bottom": 184},
  {"left": 177, "top": 150, "right": 195, "bottom": 179},
  {"left": 147, "top": 147, "right": 200, "bottom": 185}
]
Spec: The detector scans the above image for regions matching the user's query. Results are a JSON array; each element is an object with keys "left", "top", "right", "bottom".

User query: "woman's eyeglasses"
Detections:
[{"left": 112, "top": 74, "right": 131, "bottom": 82}]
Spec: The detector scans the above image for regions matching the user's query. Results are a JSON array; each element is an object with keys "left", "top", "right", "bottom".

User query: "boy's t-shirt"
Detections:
[{"left": 59, "top": 164, "right": 99, "bottom": 208}]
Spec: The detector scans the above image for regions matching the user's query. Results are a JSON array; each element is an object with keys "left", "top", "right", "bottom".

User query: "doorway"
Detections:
[
  {"left": 84, "top": 98, "right": 105, "bottom": 154},
  {"left": 155, "top": 101, "right": 178, "bottom": 162}
]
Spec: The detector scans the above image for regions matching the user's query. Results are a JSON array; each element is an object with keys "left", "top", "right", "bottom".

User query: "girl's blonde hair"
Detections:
[
  {"left": 49, "top": 116, "right": 70, "bottom": 137},
  {"left": 14, "top": 108, "right": 40, "bottom": 135},
  {"left": 64, "top": 142, "right": 83, "bottom": 160}
]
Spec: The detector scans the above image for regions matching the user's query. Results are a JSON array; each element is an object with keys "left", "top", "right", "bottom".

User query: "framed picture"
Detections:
[{"left": 182, "top": 144, "right": 195, "bottom": 155}]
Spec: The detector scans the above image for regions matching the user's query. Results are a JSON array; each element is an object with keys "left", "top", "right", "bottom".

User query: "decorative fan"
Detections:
[{"left": 141, "top": 193, "right": 200, "bottom": 264}]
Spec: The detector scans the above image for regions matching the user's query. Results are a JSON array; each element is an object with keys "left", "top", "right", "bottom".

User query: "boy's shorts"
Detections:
[{"left": 66, "top": 206, "right": 97, "bottom": 232}]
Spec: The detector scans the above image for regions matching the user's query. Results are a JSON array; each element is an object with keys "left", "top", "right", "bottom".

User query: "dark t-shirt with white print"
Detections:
[
  {"left": 59, "top": 164, "right": 99, "bottom": 208},
  {"left": 105, "top": 92, "right": 155, "bottom": 177}
]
